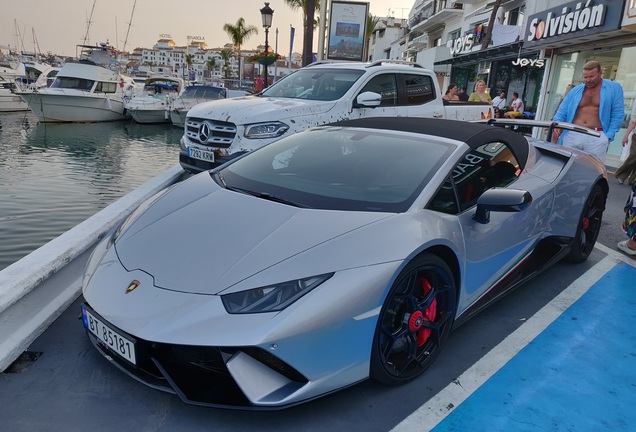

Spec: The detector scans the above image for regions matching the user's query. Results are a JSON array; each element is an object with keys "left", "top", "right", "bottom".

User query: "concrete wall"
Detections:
[{"left": 0, "top": 164, "right": 185, "bottom": 372}]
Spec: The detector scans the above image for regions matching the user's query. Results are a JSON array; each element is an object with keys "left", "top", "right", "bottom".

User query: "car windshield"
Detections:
[
  {"left": 218, "top": 127, "right": 455, "bottom": 212},
  {"left": 180, "top": 86, "right": 225, "bottom": 99},
  {"left": 260, "top": 68, "right": 364, "bottom": 101}
]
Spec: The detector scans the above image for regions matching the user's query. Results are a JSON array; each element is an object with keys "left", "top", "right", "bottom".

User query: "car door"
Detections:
[
  {"left": 403, "top": 73, "right": 443, "bottom": 118},
  {"left": 431, "top": 141, "right": 542, "bottom": 310},
  {"left": 350, "top": 73, "right": 405, "bottom": 120}
]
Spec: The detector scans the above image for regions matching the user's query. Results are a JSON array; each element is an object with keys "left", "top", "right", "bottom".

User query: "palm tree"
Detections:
[
  {"left": 219, "top": 49, "right": 234, "bottom": 79},
  {"left": 284, "top": 0, "right": 320, "bottom": 29},
  {"left": 284, "top": 0, "right": 320, "bottom": 66},
  {"left": 185, "top": 54, "right": 193, "bottom": 80},
  {"left": 364, "top": 14, "right": 381, "bottom": 61},
  {"left": 206, "top": 58, "right": 217, "bottom": 77},
  {"left": 480, "top": 0, "right": 503, "bottom": 51},
  {"left": 223, "top": 17, "right": 258, "bottom": 82}
]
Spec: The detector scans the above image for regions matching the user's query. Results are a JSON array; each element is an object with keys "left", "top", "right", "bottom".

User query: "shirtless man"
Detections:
[{"left": 552, "top": 61, "right": 624, "bottom": 163}]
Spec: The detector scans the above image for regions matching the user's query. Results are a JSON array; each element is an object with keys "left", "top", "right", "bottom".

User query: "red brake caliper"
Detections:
[
  {"left": 583, "top": 217, "right": 589, "bottom": 230},
  {"left": 407, "top": 277, "right": 437, "bottom": 347}
]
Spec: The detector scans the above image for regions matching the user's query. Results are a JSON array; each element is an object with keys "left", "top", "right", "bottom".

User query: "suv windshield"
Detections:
[{"left": 261, "top": 68, "right": 365, "bottom": 101}]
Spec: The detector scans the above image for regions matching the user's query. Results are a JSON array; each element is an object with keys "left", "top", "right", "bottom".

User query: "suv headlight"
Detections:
[
  {"left": 244, "top": 122, "right": 289, "bottom": 139},
  {"left": 221, "top": 273, "right": 333, "bottom": 314}
]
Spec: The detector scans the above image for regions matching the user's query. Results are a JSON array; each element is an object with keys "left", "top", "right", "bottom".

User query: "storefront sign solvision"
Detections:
[{"left": 524, "top": 0, "right": 623, "bottom": 47}]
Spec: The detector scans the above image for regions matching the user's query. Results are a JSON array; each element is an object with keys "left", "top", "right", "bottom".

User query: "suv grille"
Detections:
[{"left": 185, "top": 117, "right": 237, "bottom": 148}]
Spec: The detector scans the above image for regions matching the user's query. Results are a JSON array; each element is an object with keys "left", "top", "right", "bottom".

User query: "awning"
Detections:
[{"left": 434, "top": 41, "right": 524, "bottom": 67}]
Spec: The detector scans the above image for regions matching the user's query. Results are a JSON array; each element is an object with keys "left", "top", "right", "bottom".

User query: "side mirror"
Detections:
[
  {"left": 473, "top": 188, "right": 532, "bottom": 224},
  {"left": 354, "top": 91, "right": 382, "bottom": 108}
]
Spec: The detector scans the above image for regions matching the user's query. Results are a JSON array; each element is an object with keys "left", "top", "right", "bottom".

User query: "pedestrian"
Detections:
[
  {"left": 615, "top": 98, "right": 636, "bottom": 184},
  {"left": 618, "top": 180, "right": 636, "bottom": 256},
  {"left": 443, "top": 83, "right": 460, "bottom": 101},
  {"left": 457, "top": 87, "right": 469, "bottom": 101},
  {"left": 492, "top": 91, "right": 507, "bottom": 118},
  {"left": 468, "top": 80, "right": 492, "bottom": 103},
  {"left": 503, "top": 92, "right": 524, "bottom": 118},
  {"left": 552, "top": 60, "right": 624, "bottom": 163},
  {"left": 492, "top": 91, "right": 507, "bottom": 110}
]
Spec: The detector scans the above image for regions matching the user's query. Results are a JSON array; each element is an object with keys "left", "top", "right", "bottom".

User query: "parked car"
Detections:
[
  {"left": 167, "top": 85, "right": 252, "bottom": 128},
  {"left": 179, "top": 60, "right": 494, "bottom": 173},
  {"left": 81, "top": 117, "right": 607, "bottom": 409}
]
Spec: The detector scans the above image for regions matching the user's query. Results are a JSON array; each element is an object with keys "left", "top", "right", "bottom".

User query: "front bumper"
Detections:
[
  {"left": 83, "top": 302, "right": 310, "bottom": 410},
  {"left": 178, "top": 150, "right": 241, "bottom": 173}
]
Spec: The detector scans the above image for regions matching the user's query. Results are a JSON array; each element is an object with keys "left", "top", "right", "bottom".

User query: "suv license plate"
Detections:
[{"left": 188, "top": 146, "right": 215, "bottom": 162}]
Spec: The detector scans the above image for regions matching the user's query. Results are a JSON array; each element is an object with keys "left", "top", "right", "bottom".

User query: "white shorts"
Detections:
[{"left": 562, "top": 130, "right": 609, "bottom": 163}]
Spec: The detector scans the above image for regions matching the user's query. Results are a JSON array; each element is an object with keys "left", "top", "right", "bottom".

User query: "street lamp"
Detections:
[{"left": 260, "top": 2, "right": 274, "bottom": 89}]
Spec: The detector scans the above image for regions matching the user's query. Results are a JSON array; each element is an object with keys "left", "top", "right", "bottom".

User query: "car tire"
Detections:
[
  {"left": 564, "top": 183, "right": 605, "bottom": 263},
  {"left": 370, "top": 253, "right": 457, "bottom": 386}
]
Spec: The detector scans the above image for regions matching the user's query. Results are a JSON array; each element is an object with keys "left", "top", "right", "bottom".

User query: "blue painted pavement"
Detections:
[{"left": 433, "top": 262, "right": 636, "bottom": 431}]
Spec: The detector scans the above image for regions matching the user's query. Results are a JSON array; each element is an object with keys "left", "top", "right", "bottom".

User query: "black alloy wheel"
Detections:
[
  {"left": 564, "top": 184, "right": 606, "bottom": 263},
  {"left": 371, "top": 253, "right": 457, "bottom": 385}
]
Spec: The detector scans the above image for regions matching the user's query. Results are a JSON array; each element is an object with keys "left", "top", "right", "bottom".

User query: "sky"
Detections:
[{"left": 1, "top": 0, "right": 414, "bottom": 58}]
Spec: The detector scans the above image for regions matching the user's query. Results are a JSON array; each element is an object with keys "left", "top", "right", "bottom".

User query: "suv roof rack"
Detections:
[
  {"left": 306, "top": 60, "right": 359, "bottom": 67},
  {"left": 367, "top": 60, "right": 423, "bottom": 68}
]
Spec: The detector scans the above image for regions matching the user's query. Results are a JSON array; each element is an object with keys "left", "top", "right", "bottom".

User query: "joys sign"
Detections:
[
  {"left": 450, "top": 34, "right": 474, "bottom": 55},
  {"left": 512, "top": 58, "right": 545, "bottom": 68}
]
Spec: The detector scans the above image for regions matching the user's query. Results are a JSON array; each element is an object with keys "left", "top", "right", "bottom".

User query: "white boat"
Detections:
[
  {"left": 18, "top": 43, "right": 138, "bottom": 122},
  {"left": 0, "top": 60, "right": 57, "bottom": 112},
  {"left": 125, "top": 76, "right": 184, "bottom": 124},
  {"left": 168, "top": 85, "right": 250, "bottom": 128},
  {"left": 0, "top": 63, "right": 26, "bottom": 111}
]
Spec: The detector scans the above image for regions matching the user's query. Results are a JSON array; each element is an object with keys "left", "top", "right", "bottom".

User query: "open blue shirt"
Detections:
[{"left": 553, "top": 79, "right": 624, "bottom": 142}]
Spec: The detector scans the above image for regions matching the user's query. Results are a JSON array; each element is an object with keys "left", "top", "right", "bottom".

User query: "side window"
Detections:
[
  {"left": 95, "top": 82, "right": 117, "bottom": 93},
  {"left": 404, "top": 73, "right": 434, "bottom": 105},
  {"left": 443, "top": 142, "right": 519, "bottom": 213},
  {"left": 360, "top": 74, "right": 397, "bottom": 106},
  {"left": 429, "top": 177, "right": 459, "bottom": 215}
]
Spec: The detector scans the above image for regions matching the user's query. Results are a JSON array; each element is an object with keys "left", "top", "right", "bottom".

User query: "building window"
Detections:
[{"left": 505, "top": 7, "right": 524, "bottom": 26}]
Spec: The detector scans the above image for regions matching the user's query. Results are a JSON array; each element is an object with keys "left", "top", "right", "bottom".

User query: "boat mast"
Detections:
[
  {"left": 83, "top": 0, "right": 97, "bottom": 46},
  {"left": 122, "top": 0, "right": 137, "bottom": 53}
]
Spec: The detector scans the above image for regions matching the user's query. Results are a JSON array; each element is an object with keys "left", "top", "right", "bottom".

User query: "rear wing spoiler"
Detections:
[{"left": 473, "top": 118, "right": 602, "bottom": 142}]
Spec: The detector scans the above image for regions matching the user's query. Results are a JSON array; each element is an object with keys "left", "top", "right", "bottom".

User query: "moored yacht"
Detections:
[
  {"left": 0, "top": 60, "right": 57, "bottom": 112},
  {"left": 18, "top": 43, "right": 138, "bottom": 122},
  {"left": 125, "top": 76, "right": 184, "bottom": 124}
]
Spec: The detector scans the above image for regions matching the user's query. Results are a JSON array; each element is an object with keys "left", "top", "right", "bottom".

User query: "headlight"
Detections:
[
  {"left": 221, "top": 273, "right": 333, "bottom": 314},
  {"left": 244, "top": 122, "right": 289, "bottom": 139}
]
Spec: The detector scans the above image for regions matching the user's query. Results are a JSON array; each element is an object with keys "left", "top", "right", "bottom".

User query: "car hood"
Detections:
[
  {"left": 186, "top": 96, "right": 339, "bottom": 125},
  {"left": 115, "top": 173, "right": 392, "bottom": 295}
]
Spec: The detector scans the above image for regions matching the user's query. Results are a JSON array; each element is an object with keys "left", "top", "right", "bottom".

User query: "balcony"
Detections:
[
  {"left": 410, "top": 1, "right": 464, "bottom": 33},
  {"left": 414, "top": 45, "right": 453, "bottom": 71},
  {"left": 409, "top": 34, "right": 430, "bottom": 49}
]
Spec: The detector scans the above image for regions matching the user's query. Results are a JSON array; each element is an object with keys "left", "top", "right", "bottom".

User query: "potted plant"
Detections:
[{"left": 249, "top": 51, "right": 281, "bottom": 66}]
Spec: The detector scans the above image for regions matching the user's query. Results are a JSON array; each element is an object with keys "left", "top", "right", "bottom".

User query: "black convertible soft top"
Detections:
[{"left": 328, "top": 117, "right": 529, "bottom": 170}]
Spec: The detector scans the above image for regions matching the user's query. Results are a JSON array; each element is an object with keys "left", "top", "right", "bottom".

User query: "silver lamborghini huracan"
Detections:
[{"left": 80, "top": 117, "right": 607, "bottom": 409}]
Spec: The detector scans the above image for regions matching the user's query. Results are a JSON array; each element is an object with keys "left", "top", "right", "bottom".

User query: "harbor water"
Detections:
[{"left": 0, "top": 111, "right": 183, "bottom": 271}]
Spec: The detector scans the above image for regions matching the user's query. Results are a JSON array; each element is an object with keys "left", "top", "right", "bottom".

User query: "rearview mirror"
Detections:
[
  {"left": 473, "top": 188, "right": 532, "bottom": 224},
  {"left": 355, "top": 91, "right": 382, "bottom": 108}
]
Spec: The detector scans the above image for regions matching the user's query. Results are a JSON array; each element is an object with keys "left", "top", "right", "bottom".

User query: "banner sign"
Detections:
[{"left": 327, "top": 1, "right": 369, "bottom": 62}]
